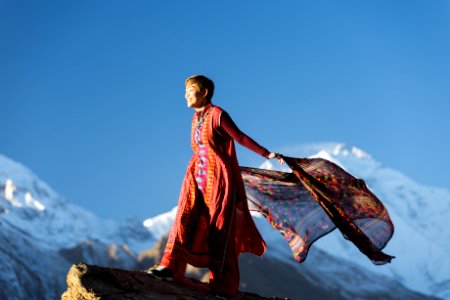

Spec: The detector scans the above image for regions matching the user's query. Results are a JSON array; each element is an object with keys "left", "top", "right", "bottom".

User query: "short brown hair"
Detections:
[{"left": 185, "top": 75, "right": 215, "bottom": 102}]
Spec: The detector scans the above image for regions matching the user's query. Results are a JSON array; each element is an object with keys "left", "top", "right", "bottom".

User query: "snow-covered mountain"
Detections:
[
  {"left": 142, "top": 143, "right": 450, "bottom": 299},
  {"left": 1, "top": 143, "right": 448, "bottom": 299},
  {"left": 0, "top": 154, "right": 154, "bottom": 300},
  {"left": 288, "top": 144, "right": 450, "bottom": 299}
]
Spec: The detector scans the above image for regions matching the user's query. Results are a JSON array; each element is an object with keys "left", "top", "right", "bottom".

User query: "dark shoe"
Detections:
[{"left": 147, "top": 265, "right": 173, "bottom": 281}]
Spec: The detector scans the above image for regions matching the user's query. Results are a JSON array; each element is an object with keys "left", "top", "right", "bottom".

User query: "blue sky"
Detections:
[{"left": 2, "top": 0, "right": 450, "bottom": 220}]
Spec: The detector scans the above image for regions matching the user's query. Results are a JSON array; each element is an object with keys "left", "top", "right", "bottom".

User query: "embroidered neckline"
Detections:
[{"left": 196, "top": 104, "right": 213, "bottom": 122}]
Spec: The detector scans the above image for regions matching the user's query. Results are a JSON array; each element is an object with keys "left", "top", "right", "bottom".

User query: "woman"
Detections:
[{"left": 148, "top": 75, "right": 279, "bottom": 297}]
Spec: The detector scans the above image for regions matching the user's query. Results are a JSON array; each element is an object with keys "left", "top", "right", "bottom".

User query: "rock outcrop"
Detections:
[{"left": 61, "top": 263, "right": 286, "bottom": 300}]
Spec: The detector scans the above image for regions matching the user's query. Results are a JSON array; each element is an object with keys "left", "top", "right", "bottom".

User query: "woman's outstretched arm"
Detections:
[{"left": 220, "top": 111, "right": 280, "bottom": 160}]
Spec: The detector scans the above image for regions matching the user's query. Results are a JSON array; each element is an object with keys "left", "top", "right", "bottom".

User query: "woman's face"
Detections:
[{"left": 185, "top": 84, "right": 208, "bottom": 109}]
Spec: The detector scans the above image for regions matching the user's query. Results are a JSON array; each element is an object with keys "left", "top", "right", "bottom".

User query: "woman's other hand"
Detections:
[{"left": 268, "top": 152, "right": 284, "bottom": 164}]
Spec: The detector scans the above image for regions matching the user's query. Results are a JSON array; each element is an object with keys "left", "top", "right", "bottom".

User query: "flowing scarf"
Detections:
[{"left": 241, "top": 155, "right": 395, "bottom": 265}]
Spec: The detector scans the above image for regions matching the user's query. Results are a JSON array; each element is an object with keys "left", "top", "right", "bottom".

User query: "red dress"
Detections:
[{"left": 161, "top": 104, "right": 268, "bottom": 295}]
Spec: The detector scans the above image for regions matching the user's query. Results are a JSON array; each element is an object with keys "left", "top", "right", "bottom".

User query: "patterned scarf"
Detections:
[{"left": 241, "top": 156, "right": 395, "bottom": 265}]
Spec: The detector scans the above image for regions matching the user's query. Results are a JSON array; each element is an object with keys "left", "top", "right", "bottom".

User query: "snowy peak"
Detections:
[
  {"left": 261, "top": 143, "right": 374, "bottom": 173},
  {"left": 0, "top": 154, "right": 152, "bottom": 251},
  {"left": 0, "top": 154, "right": 157, "bottom": 299},
  {"left": 279, "top": 142, "right": 372, "bottom": 160},
  {"left": 3, "top": 178, "right": 46, "bottom": 211},
  {"left": 142, "top": 206, "right": 177, "bottom": 239},
  {"left": 0, "top": 154, "right": 54, "bottom": 214}
]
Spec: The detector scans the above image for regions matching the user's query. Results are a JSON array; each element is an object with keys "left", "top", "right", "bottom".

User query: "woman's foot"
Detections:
[{"left": 146, "top": 265, "right": 174, "bottom": 281}]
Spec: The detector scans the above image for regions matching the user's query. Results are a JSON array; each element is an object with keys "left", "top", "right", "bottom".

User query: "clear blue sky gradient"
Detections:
[{"left": 2, "top": 0, "right": 450, "bottom": 220}]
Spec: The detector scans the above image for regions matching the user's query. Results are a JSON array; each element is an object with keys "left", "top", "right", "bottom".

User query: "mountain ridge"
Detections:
[{"left": 1, "top": 144, "right": 448, "bottom": 299}]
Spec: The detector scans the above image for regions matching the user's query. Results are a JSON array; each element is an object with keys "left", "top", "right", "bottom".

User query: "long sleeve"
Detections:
[{"left": 219, "top": 111, "right": 270, "bottom": 158}]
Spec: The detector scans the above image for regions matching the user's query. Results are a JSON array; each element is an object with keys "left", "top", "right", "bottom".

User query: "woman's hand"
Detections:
[{"left": 268, "top": 152, "right": 284, "bottom": 164}]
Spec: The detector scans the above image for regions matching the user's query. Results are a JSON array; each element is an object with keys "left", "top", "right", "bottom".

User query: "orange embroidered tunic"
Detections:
[{"left": 164, "top": 104, "right": 267, "bottom": 270}]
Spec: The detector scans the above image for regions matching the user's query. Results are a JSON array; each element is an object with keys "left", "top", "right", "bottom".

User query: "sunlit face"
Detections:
[{"left": 185, "top": 84, "right": 208, "bottom": 109}]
